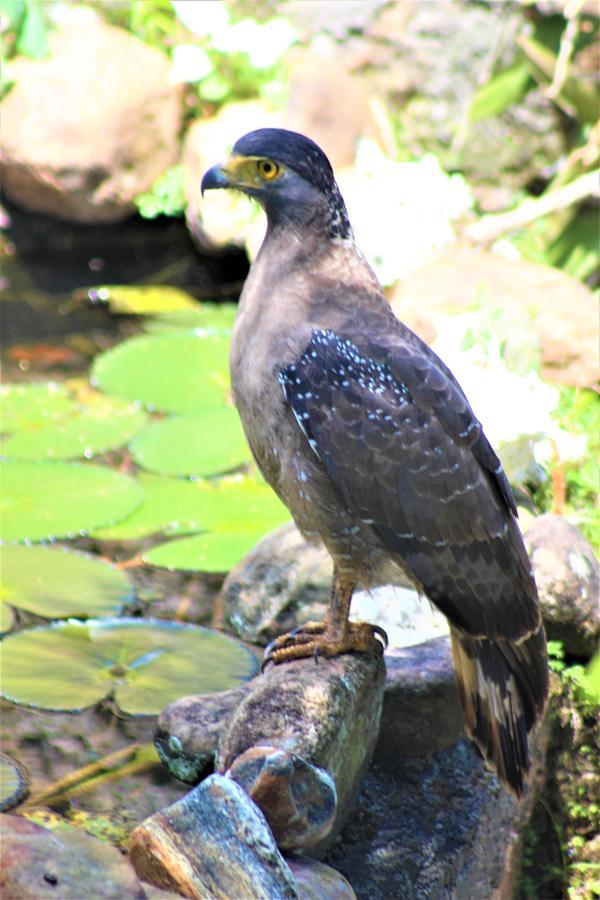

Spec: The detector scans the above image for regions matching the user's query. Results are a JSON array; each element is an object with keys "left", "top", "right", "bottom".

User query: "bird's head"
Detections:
[{"left": 201, "top": 128, "right": 352, "bottom": 240}]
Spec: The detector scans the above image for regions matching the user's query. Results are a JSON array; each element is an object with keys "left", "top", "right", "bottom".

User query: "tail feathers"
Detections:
[{"left": 451, "top": 624, "right": 549, "bottom": 797}]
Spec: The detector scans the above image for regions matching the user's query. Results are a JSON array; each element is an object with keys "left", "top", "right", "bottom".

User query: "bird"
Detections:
[{"left": 201, "top": 128, "right": 548, "bottom": 797}]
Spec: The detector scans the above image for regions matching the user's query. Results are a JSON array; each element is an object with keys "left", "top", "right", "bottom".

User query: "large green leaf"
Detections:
[
  {"left": 91, "top": 332, "right": 230, "bottom": 414},
  {"left": 130, "top": 410, "right": 250, "bottom": 477},
  {"left": 0, "top": 383, "right": 75, "bottom": 433},
  {"left": 0, "top": 545, "right": 132, "bottom": 628},
  {"left": 143, "top": 529, "right": 271, "bottom": 573},
  {"left": 0, "top": 618, "right": 258, "bottom": 714},
  {"left": 93, "top": 473, "right": 290, "bottom": 541},
  {"left": 1, "top": 396, "right": 147, "bottom": 461},
  {"left": 143, "top": 304, "right": 237, "bottom": 335},
  {"left": 0, "top": 461, "right": 142, "bottom": 543},
  {"left": 469, "top": 61, "right": 532, "bottom": 122}
]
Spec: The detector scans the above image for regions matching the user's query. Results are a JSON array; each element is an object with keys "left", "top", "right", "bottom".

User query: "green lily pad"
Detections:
[
  {"left": 91, "top": 332, "right": 230, "bottom": 414},
  {"left": 1, "top": 545, "right": 132, "bottom": 624},
  {"left": 130, "top": 410, "right": 250, "bottom": 477},
  {"left": 0, "top": 618, "right": 258, "bottom": 714},
  {"left": 143, "top": 529, "right": 272, "bottom": 573},
  {"left": 93, "top": 473, "right": 290, "bottom": 541},
  {"left": 143, "top": 303, "right": 237, "bottom": 334},
  {"left": 1, "top": 396, "right": 147, "bottom": 461},
  {"left": 89, "top": 284, "right": 198, "bottom": 315},
  {"left": 0, "top": 461, "right": 143, "bottom": 543},
  {"left": 0, "top": 752, "right": 30, "bottom": 812},
  {"left": 0, "top": 383, "right": 75, "bottom": 433}
]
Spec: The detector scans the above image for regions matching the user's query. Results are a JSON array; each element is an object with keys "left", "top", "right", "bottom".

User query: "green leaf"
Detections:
[
  {"left": 89, "top": 284, "right": 198, "bottom": 316},
  {"left": 1, "top": 397, "right": 147, "bottom": 461},
  {"left": 130, "top": 409, "right": 250, "bottom": 477},
  {"left": 92, "top": 473, "right": 290, "bottom": 541},
  {"left": 143, "top": 529, "right": 271, "bottom": 573},
  {"left": 0, "top": 618, "right": 258, "bottom": 714},
  {"left": 1, "top": 383, "right": 75, "bottom": 433},
  {"left": 0, "top": 0, "right": 25, "bottom": 31},
  {"left": 135, "top": 165, "right": 187, "bottom": 219},
  {"left": 0, "top": 461, "right": 143, "bottom": 543},
  {"left": 91, "top": 332, "right": 230, "bottom": 414},
  {"left": 16, "top": 0, "right": 48, "bottom": 59},
  {"left": 0, "top": 751, "right": 29, "bottom": 812},
  {"left": 1, "top": 545, "right": 132, "bottom": 622},
  {"left": 469, "top": 62, "right": 532, "bottom": 122},
  {"left": 143, "top": 303, "right": 237, "bottom": 335},
  {"left": 518, "top": 35, "right": 600, "bottom": 124}
]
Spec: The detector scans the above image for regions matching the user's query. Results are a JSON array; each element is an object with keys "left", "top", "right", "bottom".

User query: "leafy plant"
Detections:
[
  {"left": 135, "top": 165, "right": 187, "bottom": 220},
  {"left": 0, "top": 617, "right": 258, "bottom": 714},
  {"left": 0, "top": 0, "right": 49, "bottom": 62}
]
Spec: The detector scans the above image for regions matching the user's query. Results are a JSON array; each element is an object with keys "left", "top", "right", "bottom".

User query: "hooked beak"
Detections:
[{"left": 201, "top": 163, "right": 231, "bottom": 196}]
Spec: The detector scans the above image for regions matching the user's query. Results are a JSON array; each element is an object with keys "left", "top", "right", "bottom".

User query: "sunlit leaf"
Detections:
[
  {"left": 0, "top": 383, "right": 75, "bottom": 433},
  {"left": 143, "top": 529, "right": 271, "bottom": 573},
  {"left": 0, "top": 618, "right": 258, "bottom": 714},
  {"left": 0, "top": 752, "right": 29, "bottom": 812},
  {"left": 518, "top": 35, "right": 600, "bottom": 123},
  {"left": 1, "top": 397, "right": 147, "bottom": 461},
  {"left": 89, "top": 284, "right": 198, "bottom": 316},
  {"left": 130, "top": 410, "right": 250, "bottom": 476},
  {"left": 469, "top": 62, "right": 532, "bottom": 122},
  {"left": 1, "top": 545, "right": 132, "bottom": 621},
  {"left": 0, "top": 461, "right": 142, "bottom": 543},
  {"left": 143, "top": 303, "right": 237, "bottom": 334},
  {"left": 91, "top": 332, "right": 230, "bottom": 413},
  {"left": 16, "top": 0, "right": 49, "bottom": 59}
]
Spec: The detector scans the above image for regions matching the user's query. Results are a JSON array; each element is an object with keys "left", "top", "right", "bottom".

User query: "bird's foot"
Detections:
[{"left": 262, "top": 620, "right": 387, "bottom": 669}]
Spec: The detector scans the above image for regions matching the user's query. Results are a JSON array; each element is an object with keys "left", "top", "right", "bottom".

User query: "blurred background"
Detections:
[{"left": 0, "top": 2, "right": 598, "bottom": 897}]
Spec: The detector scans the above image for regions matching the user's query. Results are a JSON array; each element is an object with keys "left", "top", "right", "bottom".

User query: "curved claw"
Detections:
[{"left": 372, "top": 624, "right": 389, "bottom": 649}]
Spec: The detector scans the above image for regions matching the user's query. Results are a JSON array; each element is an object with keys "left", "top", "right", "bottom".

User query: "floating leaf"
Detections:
[
  {"left": 130, "top": 410, "right": 250, "bottom": 477},
  {"left": 469, "top": 62, "right": 532, "bottom": 122},
  {"left": 93, "top": 473, "right": 290, "bottom": 541},
  {"left": 143, "top": 529, "right": 271, "bottom": 573},
  {"left": 91, "top": 333, "right": 230, "bottom": 414},
  {"left": 0, "top": 618, "right": 258, "bottom": 714},
  {"left": 143, "top": 303, "right": 238, "bottom": 334},
  {"left": 1, "top": 545, "right": 132, "bottom": 622},
  {"left": 1, "top": 397, "right": 147, "bottom": 461},
  {"left": 0, "top": 752, "right": 30, "bottom": 812},
  {"left": 0, "top": 383, "right": 75, "bottom": 433},
  {"left": 0, "top": 461, "right": 142, "bottom": 543},
  {"left": 89, "top": 284, "right": 198, "bottom": 316}
]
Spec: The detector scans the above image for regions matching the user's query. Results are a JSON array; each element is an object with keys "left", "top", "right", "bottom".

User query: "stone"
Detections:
[
  {"left": 227, "top": 746, "right": 337, "bottom": 851},
  {"left": 0, "top": 814, "right": 146, "bottom": 899},
  {"left": 375, "top": 636, "right": 464, "bottom": 765},
  {"left": 286, "top": 856, "right": 356, "bottom": 900},
  {"left": 390, "top": 245, "right": 598, "bottom": 389},
  {"left": 217, "top": 653, "right": 386, "bottom": 856},
  {"left": 154, "top": 685, "right": 252, "bottom": 784},
  {"left": 1, "top": 10, "right": 181, "bottom": 223},
  {"left": 129, "top": 774, "right": 298, "bottom": 900},
  {"left": 525, "top": 514, "right": 599, "bottom": 657}
]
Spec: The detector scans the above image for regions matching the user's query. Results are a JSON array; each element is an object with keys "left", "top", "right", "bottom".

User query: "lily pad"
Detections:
[
  {"left": 0, "top": 752, "right": 30, "bottom": 812},
  {"left": 0, "top": 383, "right": 75, "bottom": 433},
  {"left": 0, "top": 461, "right": 143, "bottom": 543},
  {"left": 1, "top": 397, "right": 147, "bottom": 461},
  {"left": 143, "top": 529, "right": 273, "bottom": 573},
  {"left": 1, "top": 546, "right": 132, "bottom": 625},
  {"left": 130, "top": 410, "right": 250, "bottom": 477},
  {"left": 92, "top": 473, "right": 290, "bottom": 541},
  {"left": 0, "top": 618, "right": 258, "bottom": 714},
  {"left": 89, "top": 284, "right": 198, "bottom": 315},
  {"left": 143, "top": 303, "right": 237, "bottom": 334},
  {"left": 91, "top": 332, "right": 230, "bottom": 414}
]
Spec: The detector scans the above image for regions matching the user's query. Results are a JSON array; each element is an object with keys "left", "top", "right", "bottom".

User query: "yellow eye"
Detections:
[{"left": 257, "top": 159, "right": 280, "bottom": 180}]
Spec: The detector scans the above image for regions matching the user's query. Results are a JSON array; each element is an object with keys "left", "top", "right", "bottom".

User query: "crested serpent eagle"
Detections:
[{"left": 201, "top": 128, "right": 548, "bottom": 797}]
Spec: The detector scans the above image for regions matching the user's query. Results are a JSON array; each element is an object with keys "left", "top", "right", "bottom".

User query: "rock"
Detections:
[
  {"left": 129, "top": 774, "right": 298, "bottom": 900},
  {"left": 376, "top": 636, "right": 464, "bottom": 765},
  {"left": 228, "top": 746, "right": 337, "bottom": 851},
  {"left": 0, "top": 814, "right": 146, "bottom": 899},
  {"left": 350, "top": 585, "right": 448, "bottom": 650},
  {"left": 525, "top": 514, "right": 599, "bottom": 657},
  {"left": 325, "top": 726, "right": 548, "bottom": 900},
  {"left": 215, "top": 522, "right": 332, "bottom": 645},
  {"left": 217, "top": 653, "right": 386, "bottom": 856},
  {"left": 1, "top": 10, "right": 181, "bottom": 223},
  {"left": 286, "top": 856, "right": 356, "bottom": 900},
  {"left": 390, "top": 245, "right": 599, "bottom": 389},
  {"left": 154, "top": 685, "right": 252, "bottom": 784}
]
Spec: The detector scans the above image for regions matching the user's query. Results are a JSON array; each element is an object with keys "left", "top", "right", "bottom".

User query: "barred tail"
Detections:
[{"left": 450, "top": 623, "right": 548, "bottom": 797}]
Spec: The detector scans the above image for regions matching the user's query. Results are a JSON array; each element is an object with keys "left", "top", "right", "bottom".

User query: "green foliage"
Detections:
[
  {"left": 1, "top": 545, "right": 132, "bottom": 631},
  {"left": 0, "top": 382, "right": 75, "bottom": 432},
  {"left": 0, "top": 0, "right": 49, "bottom": 62},
  {"left": 89, "top": 283, "right": 198, "bottom": 316},
  {"left": 0, "top": 617, "right": 258, "bottom": 714},
  {"left": 469, "top": 62, "right": 533, "bottom": 122},
  {"left": 135, "top": 166, "right": 187, "bottom": 220}
]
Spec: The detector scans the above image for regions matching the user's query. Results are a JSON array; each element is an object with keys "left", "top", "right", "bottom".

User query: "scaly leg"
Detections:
[{"left": 263, "top": 568, "right": 387, "bottom": 667}]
